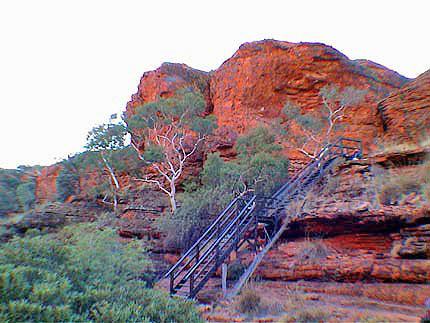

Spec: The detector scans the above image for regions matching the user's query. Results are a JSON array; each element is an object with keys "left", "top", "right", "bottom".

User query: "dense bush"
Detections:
[
  {"left": 0, "top": 169, "right": 21, "bottom": 216},
  {"left": 16, "top": 180, "right": 36, "bottom": 212},
  {"left": 0, "top": 222, "right": 202, "bottom": 323},
  {"left": 160, "top": 185, "right": 234, "bottom": 250},
  {"left": 56, "top": 165, "right": 80, "bottom": 202}
]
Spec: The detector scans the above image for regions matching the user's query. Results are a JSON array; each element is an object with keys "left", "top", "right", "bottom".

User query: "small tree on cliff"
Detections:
[
  {"left": 85, "top": 118, "right": 127, "bottom": 211},
  {"left": 125, "top": 89, "right": 217, "bottom": 213},
  {"left": 281, "top": 85, "right": 367, "bottom": 159}
]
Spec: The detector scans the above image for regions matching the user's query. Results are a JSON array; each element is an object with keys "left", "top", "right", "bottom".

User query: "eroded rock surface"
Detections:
[
  {"left": 377, "top": 69, "right": 430, "bottom": 145},
  {"left": 209, "top": 40, "right": 409, "bottom": 155}
]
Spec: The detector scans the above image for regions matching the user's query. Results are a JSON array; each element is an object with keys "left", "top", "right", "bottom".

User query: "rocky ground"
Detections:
[{"left": 200, "top": 279, "right": 427, "bottom": 322}]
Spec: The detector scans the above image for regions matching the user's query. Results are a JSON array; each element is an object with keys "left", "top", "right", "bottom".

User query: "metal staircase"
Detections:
[{"left": 163, "top": 137, "right": 362, "bottom": 298}]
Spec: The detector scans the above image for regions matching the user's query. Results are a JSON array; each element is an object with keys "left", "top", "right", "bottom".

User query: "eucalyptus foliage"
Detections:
[
  {"left": 85, "top": 120, "right": 128, "bottom": 210},
  {"left": 281, "top": 84, "right": 366, "bottom": 158},
  {"left": 125, "top": 89, "right": 217, "bottom": 212}
]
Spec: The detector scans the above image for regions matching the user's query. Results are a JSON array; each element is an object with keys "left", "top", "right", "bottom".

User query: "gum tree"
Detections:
[
  {"left": 125, "top": 89, "right": 217, "bottom": 213},
  {"left": 85, "top": 118, "right": 127, "bottom": 211},
  {"left": 281, "top": 85, "right": 367, "bottom": 159}
]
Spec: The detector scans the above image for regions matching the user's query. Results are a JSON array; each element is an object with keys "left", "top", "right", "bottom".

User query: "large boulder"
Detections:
[{"left": 209, "top": 40, "right": 409, "bottom": 156}]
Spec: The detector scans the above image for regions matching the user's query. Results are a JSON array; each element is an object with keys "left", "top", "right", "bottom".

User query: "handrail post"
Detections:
[
  {"left": 235, "top": 212, "right": 240, "bottom": 252},
  {"left": 216, "top": 242, "right": 220, "bottom": 266},
  {"left": 170, "top": 270, "right": 174, "bottom": 295},
  {"left": 190, "top": 272, "right": 194, "bottom": 297},
  {"left": 253, "top": 208, "right": 258, "bottom": 254}
]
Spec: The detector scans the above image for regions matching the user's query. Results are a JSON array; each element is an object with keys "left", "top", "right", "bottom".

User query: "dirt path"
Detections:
[{"left": 201, "top": 280, "right": 427, "bottom": 322}]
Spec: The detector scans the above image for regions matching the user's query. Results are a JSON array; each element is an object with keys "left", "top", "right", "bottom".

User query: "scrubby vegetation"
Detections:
[
  {"left": 0, "top": 168, "right": 38, "bottom": 216},
  {"left": 236, "top": 288, "right": 263, "bottom": 314},
  {"left": 280, "top": 307, "right": 331, "bottom": 323},
  {"left": 0, "top": 169, "right": 21, "bottom": 216},
  {"left": 0, "top": 222, "right": 203, "bottom": 323},
  {"left": 160, "top": 126, "right": 289, "bottom": 250},
  {"left": 371, "top": 153, "right": 430, "bottom": 206}
]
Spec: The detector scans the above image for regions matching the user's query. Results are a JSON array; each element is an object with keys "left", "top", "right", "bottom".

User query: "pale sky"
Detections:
[{"left": 1, "top": 0, "right": 429, "bottom": 169}]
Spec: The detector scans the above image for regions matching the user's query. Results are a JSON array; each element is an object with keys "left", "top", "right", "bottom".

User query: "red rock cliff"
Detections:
[
  {"left": 377, "top": 69, "right": 430, "bottom": 145},
  {"left": 209, "top": 40, "right": 409, "bottom": 156},
  {"left": 126, "top": 40, "right": 409, "bottom": 159},
  {"left": 125, "top": 62, "right": 210, "bottom": 117}
]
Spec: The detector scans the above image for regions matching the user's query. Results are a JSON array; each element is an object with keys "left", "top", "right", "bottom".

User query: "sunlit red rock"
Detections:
[
  {"left": 35, "top": 164, "right": 61, "bottom": 203},
  {"left": 377, "top": 69, "right": 430, "bottom": 145},
  {"left": 209, "top": 40, "right": 409, "bottom": 156},
  {"left": 125, "top": 62, "right": 210, "bottom": 117}
]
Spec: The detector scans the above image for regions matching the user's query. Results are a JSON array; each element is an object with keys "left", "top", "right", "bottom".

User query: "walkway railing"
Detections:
[{"left": 163, "top": 137, "right": 362, "bottom": 298}]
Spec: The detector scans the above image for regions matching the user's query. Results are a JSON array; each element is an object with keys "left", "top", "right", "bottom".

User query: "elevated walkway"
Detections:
[{"left": 163, "top": 137, "right": 362, "bottom": 298}]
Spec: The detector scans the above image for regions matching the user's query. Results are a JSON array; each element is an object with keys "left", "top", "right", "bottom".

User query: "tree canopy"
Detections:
[{"left": 125, "top": 89, "right": 217, "bottom": 212}]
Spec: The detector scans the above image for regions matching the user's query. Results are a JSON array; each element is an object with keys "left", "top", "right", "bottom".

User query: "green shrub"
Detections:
[
  {"left": 0, "top": 169, "right": 21, "bottom": 216},
  {"left": 16, "top": 180, "right": 36, "bottom": 211},
  {"left": 160, "top": 185, "right": 234, "bottom": 251},
  {"left": 162, "top": 127, "right": 289, "bottom": 251},
  {"left": 56, "top": 167, "right": 80, "bottom": 202},
  {"left": 0, "top": 222, "right": 202, "bottom": 323}
]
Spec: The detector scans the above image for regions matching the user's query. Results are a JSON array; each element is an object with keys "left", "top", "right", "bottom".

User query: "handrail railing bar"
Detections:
[
  {"left": 164, "top": 195, "right": 242, "bottom": 277},
  {"left": 182, "top": 201, "right": 256, "bottom": 283},
  {"left": 331, "top": 144, "right": 361, "bottom": 151},
  {"left": 172, "top": 205, "right": 238, "bottom": 280},
  {"left": 179, "top": 203, "right": 255, "bottom": 284},
  {"left": 192, "top": 210, "right": 257, "bottom": 296},
  {"left": 181, "top": 199, "right": 256, "bottom": 283}
]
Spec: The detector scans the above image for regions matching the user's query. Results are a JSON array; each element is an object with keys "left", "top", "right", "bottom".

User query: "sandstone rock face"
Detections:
[
  {"left": 209, "top": 40, "right": 409, "bottom": 155},
  {"left": 377, "top": 69, "right": 430, "bottom": 145},
  {"left": 35, "top": 164, "right": 61, "bottom": 203},
  {"left": 125, "top": 62, "right": 210, "bottom": 117},
  {"left": 125, "top": 40, "right": 409, "bottom": 160},
  {"left": 391, "top": 224, "right": 430, "bottom": 259},
  {"left": 252, "top": 155, "right": 430, "bottom": 284},
  {"left": 257, "top": 233, "right": 430, "bottom": 284}
]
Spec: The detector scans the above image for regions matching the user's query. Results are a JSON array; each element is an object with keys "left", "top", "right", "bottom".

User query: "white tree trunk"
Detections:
[
  {"left": 101, "top": 154, "right": 120, "bottom": 211},
  {"left": 169, "top": 179, "right": 177, "bottom": 213}
]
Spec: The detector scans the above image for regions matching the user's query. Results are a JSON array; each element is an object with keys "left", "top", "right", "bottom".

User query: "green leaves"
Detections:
[
  {"left": 0, "top": 169, "right": 36, "bottom": 215},
  {"left": 16, "top": 180, "right": 36, "bottom": 212},
  {"left": 0, "top": 222, "right": 202, "bottom": 322},
  {"left": 143, "top": 144, "right": 165, "bottom": 163},
  {"left": 125, "top": 89, "right": 215, "bottom": 139},
  {"left": 85, "top": 122, "right": 127, "bottom": 152},
  {"left": 320, "top": 85, "right": 367, "bottom": 107},
  {"left": 235, "top": 126, "right": 281, "bottom": 157}
]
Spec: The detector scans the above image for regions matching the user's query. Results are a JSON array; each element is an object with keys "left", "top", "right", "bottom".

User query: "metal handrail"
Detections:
[
  {"left": 181, "top": 196, "right": 256, "bottom": 283},
  {"left": 164, "top": 195, "right": 243, "bottom": 278},
  {"left": 172, "top": 205, "right": 238, "bottom": 280},
  {"left": 165, "top": 137, "right": 362, "bottom": 297}
]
